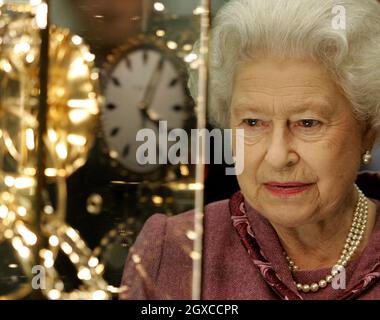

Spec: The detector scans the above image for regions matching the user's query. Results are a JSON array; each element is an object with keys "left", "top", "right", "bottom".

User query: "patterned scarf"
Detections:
[{"left": 228, "top": 190, "right": 380, "bottom": 300}]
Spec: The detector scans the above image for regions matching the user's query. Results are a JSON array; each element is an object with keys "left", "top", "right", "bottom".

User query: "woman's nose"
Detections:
[{"left": 264, "top": 125, "right": 299, "bottom": 170}]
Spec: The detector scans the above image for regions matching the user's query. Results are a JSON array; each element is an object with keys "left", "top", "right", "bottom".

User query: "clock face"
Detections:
[{"left": 102, "top": 45, "right": 190, "bottom": 175}]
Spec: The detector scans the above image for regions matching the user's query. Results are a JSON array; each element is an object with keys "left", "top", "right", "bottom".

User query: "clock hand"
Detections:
[
  {"left": 138, "top": 56, "right": 164, "bottom": 127},
  {"left": 137, "top": 57, "right": 176, "bottom": 131},
  {"left": 143, "top": 56, "right": 164, "bottom": 107}
]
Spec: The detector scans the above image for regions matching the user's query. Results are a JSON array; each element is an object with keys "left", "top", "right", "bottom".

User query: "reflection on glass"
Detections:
[{"left": 0, "top": 0, "right": 222, "bottom": 300}]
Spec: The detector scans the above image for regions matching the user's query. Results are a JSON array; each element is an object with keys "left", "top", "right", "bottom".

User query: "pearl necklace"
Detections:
[{"left": 283, "top": 184, "right": 368, "bottom": 293}]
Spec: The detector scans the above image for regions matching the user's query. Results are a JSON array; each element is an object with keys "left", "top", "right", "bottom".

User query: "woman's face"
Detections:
[{"left": 230, "top": 56, "right": 374, "bottom": 228}]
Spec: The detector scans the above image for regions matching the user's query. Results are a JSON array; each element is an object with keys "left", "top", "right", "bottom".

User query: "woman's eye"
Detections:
[
  {"left": 297, "top": 119, "right": 321, "bottom": 128},
  {"left": 243, "top": 119, "right": 261, "bottom": 127}
]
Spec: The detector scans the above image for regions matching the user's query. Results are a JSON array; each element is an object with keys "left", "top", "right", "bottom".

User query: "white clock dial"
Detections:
[{"left": 103, "top": 46, "right": 189, "bottom": 175}]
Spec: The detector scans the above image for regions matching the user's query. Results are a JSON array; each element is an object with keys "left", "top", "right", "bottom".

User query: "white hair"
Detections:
[{"left": 188, "top": 0, "right": 380, "bottom": 140}]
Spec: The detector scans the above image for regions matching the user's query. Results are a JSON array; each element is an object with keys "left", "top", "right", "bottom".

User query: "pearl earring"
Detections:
[{"left": 362, "top": 150, "right": 372, "bottom": 165}]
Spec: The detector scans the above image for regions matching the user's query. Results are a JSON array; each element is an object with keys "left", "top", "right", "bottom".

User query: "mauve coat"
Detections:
[{"left": 120, "top": 171, "right": 380, "bottom": 300}]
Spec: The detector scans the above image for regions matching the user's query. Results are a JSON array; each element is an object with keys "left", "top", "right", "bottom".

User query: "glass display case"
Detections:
[{"left": 0, "top": 0, "right": 228, "bottom": 300}]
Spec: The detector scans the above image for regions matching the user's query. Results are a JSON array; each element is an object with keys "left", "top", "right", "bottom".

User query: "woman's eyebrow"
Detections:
[
  {"left": 289, "top": 101, "right": 335, "bottom": 117},
  {"left": 232, "top": 100, "right": 335, "bottom": 117}
]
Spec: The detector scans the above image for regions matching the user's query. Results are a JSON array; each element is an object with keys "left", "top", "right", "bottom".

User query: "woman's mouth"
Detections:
[{"left": 263, "top": 182, "right": 314, "bottom": 198}]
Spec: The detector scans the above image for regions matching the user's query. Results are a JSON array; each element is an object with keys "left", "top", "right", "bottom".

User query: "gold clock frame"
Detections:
[{"left": 99, "top": 33, "right": 195, "bottom": 183}]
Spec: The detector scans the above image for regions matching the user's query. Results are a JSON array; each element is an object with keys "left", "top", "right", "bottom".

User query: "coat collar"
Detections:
[{"left": 242, "top": 171, "right": 380, "bottom": 299}]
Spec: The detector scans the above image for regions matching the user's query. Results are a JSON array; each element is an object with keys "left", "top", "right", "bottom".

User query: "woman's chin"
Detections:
[{"left": 260, "top": 204, "right": 317, "bottom": 229}]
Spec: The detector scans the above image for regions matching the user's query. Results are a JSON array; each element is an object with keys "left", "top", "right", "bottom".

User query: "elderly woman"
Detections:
[{"left": 120, "top": 0, "right": 380, "bottom": 300}]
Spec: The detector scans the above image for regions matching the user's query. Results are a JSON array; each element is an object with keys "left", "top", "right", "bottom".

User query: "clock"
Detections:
[{"left": 101, "top": 34, "right": 194, "bottom": 181}]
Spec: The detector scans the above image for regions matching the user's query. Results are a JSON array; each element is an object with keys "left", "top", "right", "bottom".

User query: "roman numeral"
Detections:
[
  {"left": 123, "top": 144, "right": 130, "bottom": 158},
  {"left": 125, "top": 57, "right": 132, "bottom": 70},
  {"left": 111, "top": 77, "right": 120, "bottom": 86},
  {"left": 110, "top": 127, "right": 119, "bottom": 137},
  {"left": 143, "top": 50, "right": 148, "bottom": 64},
  {"left": 106, "top": 103, "right": 116, "bottom": 111},
  {"left": 169, "top": 78, "right": 178, "bottom": 87},
  {"left": 158, "top": 57, "right": 164, "bottom": 70}
]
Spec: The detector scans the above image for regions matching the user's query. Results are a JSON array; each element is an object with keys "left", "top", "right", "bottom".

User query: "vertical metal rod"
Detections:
[
  {"left": 192, "top": 0, "right": 210, "bottom": 300},
  {"left": 36, "top": 0, "right": 49, "bottom": 258}
]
